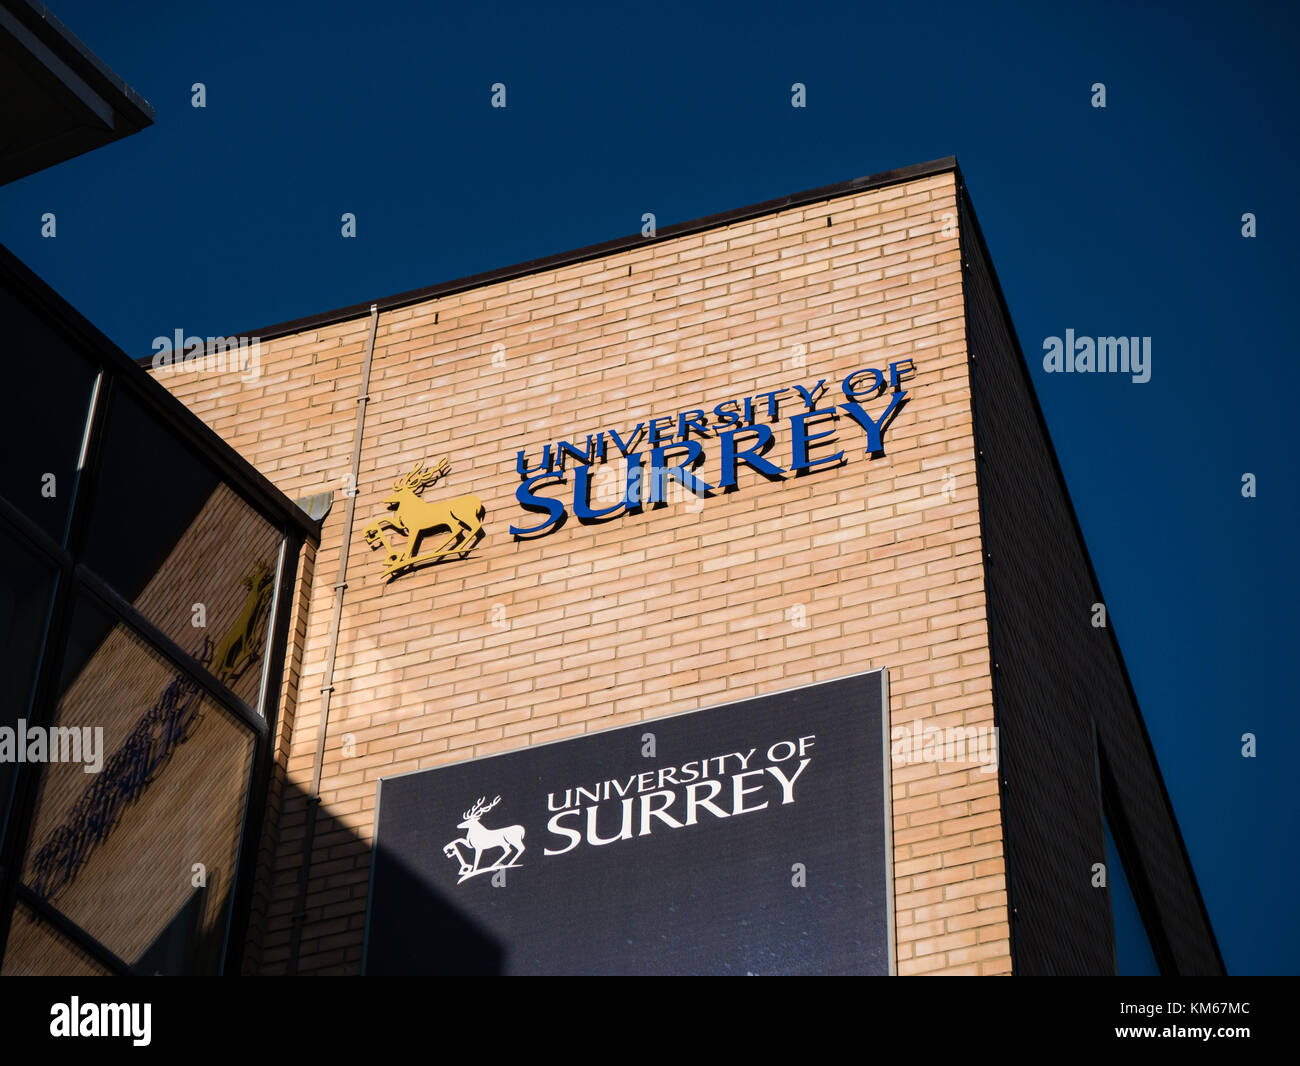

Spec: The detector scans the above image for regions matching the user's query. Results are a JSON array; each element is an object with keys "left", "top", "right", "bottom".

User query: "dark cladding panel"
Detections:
[
  {"left": 0, "top": 281, "right": 99, "bottom": 544},
  {"left": 365, "top": 671, "right": 893, "bottom": 976},
  {"left": 958, "top": 187, "right": 1223, "bottom": 975}
]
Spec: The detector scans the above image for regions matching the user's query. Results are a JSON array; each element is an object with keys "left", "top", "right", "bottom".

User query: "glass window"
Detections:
[
  {"left": 1, "top": 902, "right": 114, "bottom": 976},
  {"left": 20, "top": 595, "right": 256, "bottom": 974},
  {"left": 82, "top": 387, "right": 282, "bottom": 710},
  {"left": 0, "top": 523, "right": 59, "bottom": 836},
  {"left": 0, "top": 283, "right": 99, "bottom": 544},
  {"left": 1104, "top": 813, "right": 1160, "bottom": 975}
]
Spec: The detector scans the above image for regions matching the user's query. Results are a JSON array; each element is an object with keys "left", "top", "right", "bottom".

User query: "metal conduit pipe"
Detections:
[{"left": 287, "top": 302, "right": 379, "bottom": 974}]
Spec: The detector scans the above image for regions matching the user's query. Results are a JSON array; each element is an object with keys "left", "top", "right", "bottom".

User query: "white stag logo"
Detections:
[{"left": 442, "top": 795, "right": 526, "bottom": 884}]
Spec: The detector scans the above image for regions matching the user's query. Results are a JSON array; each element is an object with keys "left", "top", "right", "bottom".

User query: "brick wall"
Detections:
[{"left": 154, "top": 170, "right": 1015, "bottom": 975}]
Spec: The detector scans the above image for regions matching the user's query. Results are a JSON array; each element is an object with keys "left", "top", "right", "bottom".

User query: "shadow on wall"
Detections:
[
  {"left": 261, "top": 777, "right": 506, "bottom": 976},
  {"left": 3, "top": 775, "right": 504, "bottom": 976}
]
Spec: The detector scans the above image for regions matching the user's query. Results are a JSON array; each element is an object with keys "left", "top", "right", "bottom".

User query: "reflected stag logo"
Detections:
[
  {"left": 28, "top": 560, "right": 274, "bottom": 901},
  {"left": 204, "top": 559, "right": 274, "bottom": 683},
  {"left": 362, "top": 457, "right": 486, "bottom": 582},
  {"left": 443, "top": 795, "right": 526, "bottom": 884}
]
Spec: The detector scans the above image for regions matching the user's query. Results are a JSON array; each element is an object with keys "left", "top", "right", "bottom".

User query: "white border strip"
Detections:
[{"left": 880, "top": 667, "right": 896, "bottom": 976}]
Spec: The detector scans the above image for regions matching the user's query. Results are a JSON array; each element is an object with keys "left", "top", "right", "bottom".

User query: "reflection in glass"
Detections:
[
  {"left": 82, "top": 387, "right": 282, "bottom": 709},
  {"left": 1, "top": 902, "right": 113, "bottom": 976},
  {"left": 0, "top": 524, "right": 58, "bottom": 836},
  {"left": 21, "top": 598, "right": 255, "bottom": 974},
  {"left": 0, "top": 283, "right": 99, "bottom": 543}
]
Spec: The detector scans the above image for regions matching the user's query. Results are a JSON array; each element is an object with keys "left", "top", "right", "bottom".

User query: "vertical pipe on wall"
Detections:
[{"left": 287, "top": 303, "right": 379, "bottom": 974}]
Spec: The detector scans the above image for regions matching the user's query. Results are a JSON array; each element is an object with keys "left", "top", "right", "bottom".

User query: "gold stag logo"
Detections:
[{"left": 363, "top": 457, "right": 486, "bottom": 581}]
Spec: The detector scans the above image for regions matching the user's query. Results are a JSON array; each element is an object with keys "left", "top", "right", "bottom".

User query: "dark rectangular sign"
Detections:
[{"left": 363, "top": 669, "right": 894, "bottom": 975}]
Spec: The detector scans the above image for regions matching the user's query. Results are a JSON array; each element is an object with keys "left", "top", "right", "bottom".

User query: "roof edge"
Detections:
[
  {"left": 0, "top": 242, "right": 320, "bottom": 540},
  {"left": 7, "top": 0, "right": 155, "bottom": 126},
  {"left": 133, "top": 155, "right": 957, "bottom": 365}
]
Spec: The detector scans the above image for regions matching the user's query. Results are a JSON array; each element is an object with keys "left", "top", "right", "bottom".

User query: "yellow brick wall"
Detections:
[{"left": 153, "top": 170, "right": 1012, "bottom": 975}]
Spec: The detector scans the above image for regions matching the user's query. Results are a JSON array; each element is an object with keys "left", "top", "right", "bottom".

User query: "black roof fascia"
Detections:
[
  {"left": 0, "top": 242, "right": 320, "bottom": 540},
  {"left": 131, "top": 156, "right": 959, "bottom": 364},
  {"left": 1, "top": 0, "right": 155, "bottom": 184}
]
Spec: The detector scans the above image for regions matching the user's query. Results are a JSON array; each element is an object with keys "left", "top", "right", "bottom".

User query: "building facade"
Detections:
[
  {"left": 0, "top": 245, "right": 317, "bottom": 976},
  {"left": 0, "top": 0, "right": 322, "bottom": 977},
  {"left": 123, "top": 157, "right": 1222, "bottom": 975},
  {"left": 0, "top": 33, "right": 1224, "bottom": 964}
]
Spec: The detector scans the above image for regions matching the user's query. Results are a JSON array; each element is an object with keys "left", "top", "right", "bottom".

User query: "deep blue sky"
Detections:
[{"left": 3, "top": 1, "right": 1295, "bottom": 975}]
